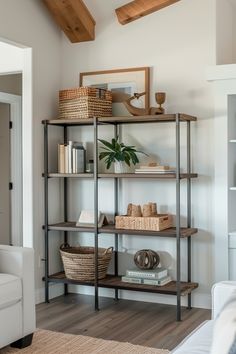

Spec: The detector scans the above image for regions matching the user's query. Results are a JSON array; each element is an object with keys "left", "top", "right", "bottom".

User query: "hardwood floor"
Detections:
[{"left": 36, "top": 294, "right": 211, "bottom": 351}]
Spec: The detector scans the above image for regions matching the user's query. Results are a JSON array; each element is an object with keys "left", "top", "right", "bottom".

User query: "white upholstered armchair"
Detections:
[{"left": 0, "top": 245, "right": 36, "bottom": 349}]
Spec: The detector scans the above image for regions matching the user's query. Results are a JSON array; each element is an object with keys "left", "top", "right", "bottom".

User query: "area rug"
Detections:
[{"left": 1, "top": 329, "right": 170, "bottom": 354}]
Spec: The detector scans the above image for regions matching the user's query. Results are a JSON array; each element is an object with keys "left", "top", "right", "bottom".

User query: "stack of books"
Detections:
[
  {"left": 58, "top": 141, "right": 86, "bottom": 174},
  {"left": 122, "top": 267, "right": 171, "bottom": 286},
  {"left": 135, "top": 164, "right": 175, "bottom": 174}
]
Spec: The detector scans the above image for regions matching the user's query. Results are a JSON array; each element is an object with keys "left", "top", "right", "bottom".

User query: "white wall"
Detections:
[
  {"left": 0, "top": 0, "right": 62, "bottom": 300},
  {"left": 216, "top": 0, "right": 234, "bottom": 64},
  {"left": 0, "top": 74, "right": 22, "bottom": 95},
  {"left": 59, "top": 0, "right": 217, "bottom": 308}
]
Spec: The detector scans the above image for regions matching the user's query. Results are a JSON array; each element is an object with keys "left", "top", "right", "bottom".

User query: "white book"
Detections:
[
  {"left": 138, "top": 165, "right": 170, "bottom": 170},
  {"left": 72, "top": 148, "right": 76, "bottom": 173},
  {"left": 68, "top": 141, "right": 73, "bottom": 174},
  {"left": 121, "top": 275, "right": 171, "bottom": 286},
  {"left": 121, "top": 276, "right": 143, "bottom": 284},
  {"left": 135, "top": 169, "right": 175, "bottom": 174},
  {"left": 143, "top": 276, "right": 172, "bottom": 286},
  {"left": 126, "top": 267, "right": 168, "bottom": 279},
  {"left": 58, "top": 144, "right": 65, "bottom": 173},
  {"left": 64, "top": 145, "right": 69, "bottom": 173}
]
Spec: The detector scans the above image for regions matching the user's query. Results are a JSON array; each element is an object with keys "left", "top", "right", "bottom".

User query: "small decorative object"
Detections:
[
  {"left": 143, "top": 202, "right": 157, "bottom": 216},
  {"left": 98, "top": 137, "right": 147, "bottom": 172},
  {"left": 134, "top": 249, "right": 160, "bottom": 270},
  {"left": 123, "top": 92, "right": 150, "bottom": 116},
  {"left": 86, "top": 159, "right": 94, "bottom": 173},
  {"left": 116, "top": 202, "right": 172, "bottom": 231},
  {"left": 131, "top": 204, "right": 142, "bottom": 217},
  {"left": 123, "top": 91, "right": 167, "bottom": 116},
  {"left": 155, "top": 92, "right": 166, "bottom": 114},
  {"left": 127, "top": 202, "right": 157, "bottom": 217},
  {"left": 76, "top": 210, "right": 108, "bottom": 228}
]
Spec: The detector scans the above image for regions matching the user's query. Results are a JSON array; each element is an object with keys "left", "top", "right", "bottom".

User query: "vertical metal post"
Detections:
[
  {"left": 63, "top": 126, "right": 68, "bottom": 296},
  {"left": 94, "top": 117, "right": 99, "bottom": 310},
  {"left": 44, "top": 121, "right": 49, "bottom": 303},
  {"left": 114, "top": 124, "right": 119, "bottom": 301},
  {"left": 176, "top": 114, "right": 181, "bottom": 321},
  {"left": 187, "top": 121, "right": 192, "bottom": 309}
]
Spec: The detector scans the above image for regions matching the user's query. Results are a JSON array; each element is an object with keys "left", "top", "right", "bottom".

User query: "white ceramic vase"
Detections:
[{"left": 114, "top": 161, "right": 129, "bottom": 173}]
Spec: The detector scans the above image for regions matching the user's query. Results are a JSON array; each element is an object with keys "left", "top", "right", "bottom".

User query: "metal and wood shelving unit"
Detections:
[{"left": 43, "top": 114, "right": 198, "bottom": 321}]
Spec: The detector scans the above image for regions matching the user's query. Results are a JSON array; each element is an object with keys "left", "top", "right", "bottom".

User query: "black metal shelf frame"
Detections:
[{"left": 43, "top": 114, "right": 195, "bottom": 321}]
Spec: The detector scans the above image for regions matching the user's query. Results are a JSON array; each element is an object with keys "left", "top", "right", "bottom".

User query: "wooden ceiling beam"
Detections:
[
  {"left": 115, "top": 0, "right": 180, "bottom": 25},
  {"left": 43, "top": 0, "right": 96, "bottom": 43}
]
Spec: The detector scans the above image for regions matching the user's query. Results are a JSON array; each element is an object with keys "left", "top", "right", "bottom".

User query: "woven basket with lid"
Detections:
[{"left": 59, "top": 87, "right": 112, "bottom": 119}]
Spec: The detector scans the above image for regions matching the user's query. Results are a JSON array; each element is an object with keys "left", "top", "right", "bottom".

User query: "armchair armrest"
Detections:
[
  {"left": 0, "top": 245, "right": 36, "bottom": 335},
  {"left": 212, "top": 281, "right": 236, "bottom": 319}
]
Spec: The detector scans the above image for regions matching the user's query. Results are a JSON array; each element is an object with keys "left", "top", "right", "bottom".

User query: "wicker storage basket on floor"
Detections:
[
  {"left": 115, "top": 214, "right": 173, "bottom": 232},
  {"left": 60, "top": 244, "right": 113, "bottom": 281},
  {"left": 59, "top": 87, "right": 112, "bottom": 119}
]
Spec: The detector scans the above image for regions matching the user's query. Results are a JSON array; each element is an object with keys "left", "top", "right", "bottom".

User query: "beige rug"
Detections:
[{"left": 1, "top": 329, "right": 170, "bottom": 354}]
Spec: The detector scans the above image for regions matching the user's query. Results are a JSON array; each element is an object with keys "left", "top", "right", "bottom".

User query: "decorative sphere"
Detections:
[{"left": 134, "top": 249, "right": 160, "bottom": 270}]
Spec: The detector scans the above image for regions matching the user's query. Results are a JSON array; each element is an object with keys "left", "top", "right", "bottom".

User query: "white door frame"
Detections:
[
  {"left": 0, "top": 92, "right": 22, "bottom": 245},
  {"left": 0, "top": 41, "right": 33, "bottom": 247}
]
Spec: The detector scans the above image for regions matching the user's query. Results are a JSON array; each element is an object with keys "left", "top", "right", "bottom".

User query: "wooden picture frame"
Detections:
[{"left": 80, "top": 67, "right": 150, "bottom": 116}]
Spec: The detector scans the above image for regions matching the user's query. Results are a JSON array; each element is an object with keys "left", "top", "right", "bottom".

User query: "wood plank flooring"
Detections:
[{"left": 36, "top": 294, "right": 211, "bottom": 351}]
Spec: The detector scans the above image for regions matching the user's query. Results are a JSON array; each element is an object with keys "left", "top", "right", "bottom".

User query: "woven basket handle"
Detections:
[
  {"left": 60, "top": 243, "right": 71, "bottom": 251},
  {"left": 104, "top": 247, "right": 113, "bottom": 255}
]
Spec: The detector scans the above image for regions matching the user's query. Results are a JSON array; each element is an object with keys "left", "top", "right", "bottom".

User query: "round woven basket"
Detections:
[{"left": 60, "top": 244, "right": 113, "bottom": 281}]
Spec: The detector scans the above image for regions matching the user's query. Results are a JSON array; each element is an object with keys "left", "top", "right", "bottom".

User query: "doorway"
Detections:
[
  {"left": 0, "top": 87, "right": 22, "bottom": 246},
  {"left": 0, "top": 40, "right": 33, "bottom": 247},
  {"left": 0, "top": 103, "right": 10, "bottom": 244}
]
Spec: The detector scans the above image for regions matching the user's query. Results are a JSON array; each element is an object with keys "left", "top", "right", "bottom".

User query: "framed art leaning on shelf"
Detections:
[{"left": 79, "top": 67, "right": 150, "bottom": 116}]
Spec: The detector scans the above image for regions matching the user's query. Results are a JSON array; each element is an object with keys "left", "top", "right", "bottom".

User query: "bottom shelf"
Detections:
[{"left": 47, "top": 272, "right": 198, "bottom": 296}]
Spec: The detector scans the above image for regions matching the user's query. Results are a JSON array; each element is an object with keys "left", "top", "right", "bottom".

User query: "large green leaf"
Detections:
[{"left": 98, "top": 136, "right": 148, "bottom": 169}]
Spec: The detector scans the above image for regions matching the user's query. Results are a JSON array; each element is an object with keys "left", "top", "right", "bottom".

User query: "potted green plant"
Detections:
[{"left": 98, "top": 137, "right": 146, "bottom": 173}]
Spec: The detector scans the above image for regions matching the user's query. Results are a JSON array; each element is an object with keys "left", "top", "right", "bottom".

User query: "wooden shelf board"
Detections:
[
  {"left": 42, "top": 118, "right": 94, "bottom": 126},
  {"left": 47, "top": 222, "right": 198, "bottom": 237},
  {"left": 98, "top": 173, "right": 198, "bottom": 179},
  {"left": 46, "top": 173, "right": 93, "bottom": 178},
  {"left": 45, "top": 172, "right": 198, "bottom": 179},
  {"left": 100, "top": 224, "right": 198, "bottom": 237},
  {"left": 47, "top": 272, "right": 198, "bottom": 296},
  {"left": 42, "top": 114, "right": 197, "bottom": 126},
  {"left": 48, "top": 222, "right": 95, "bottom": 233},
  {"left": 98, "top": 114, "right": 197, "bottom": 124}
]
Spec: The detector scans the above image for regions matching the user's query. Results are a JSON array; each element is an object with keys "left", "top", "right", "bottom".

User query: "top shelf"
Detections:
[{"left": 42, "top": 114, "right": 197, "bottom": 126}]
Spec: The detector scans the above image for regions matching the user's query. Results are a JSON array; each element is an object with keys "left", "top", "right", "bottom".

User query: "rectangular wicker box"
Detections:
[
  {"left": 59, "top": 87, "right": 112, "bottom": 119},
  {"left": 115, "top": 214, "right": 173, "bottom": 231}
]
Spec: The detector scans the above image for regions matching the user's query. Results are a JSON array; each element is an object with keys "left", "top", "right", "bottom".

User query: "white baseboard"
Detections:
[{"left": 35, "top": 283, "right": 64, "bottom": 305}]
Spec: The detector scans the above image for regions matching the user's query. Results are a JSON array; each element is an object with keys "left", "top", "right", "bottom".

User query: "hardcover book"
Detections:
[
  {"left": 121, "top": 276, "right": 143, "bottom": 284},
  {"left": 122, "top": 275, "right": 172, "bottom": 286},
  {"left": 126, "top": 267, "right": 168, "bottom": 279},
  {"left": 143, "top": 276, "right": 171, "bottom": 286}
]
